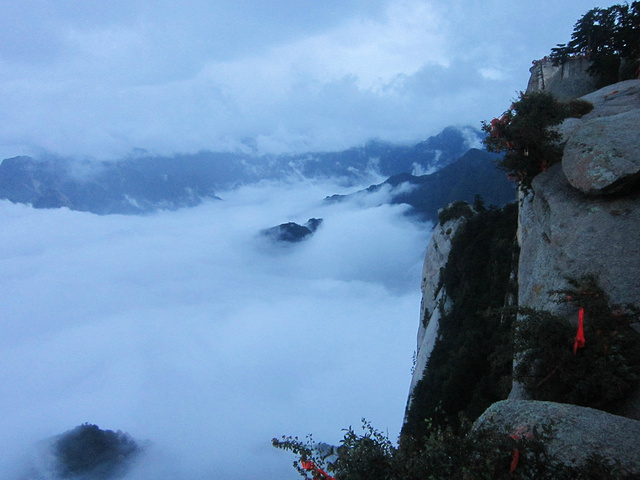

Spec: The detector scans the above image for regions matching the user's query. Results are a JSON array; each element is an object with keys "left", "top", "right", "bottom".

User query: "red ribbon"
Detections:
[
  {"left": 573, "top": 307, "right": 585, "bottom": 354},
  {"left": 510, "top": 448, "right": 520, "bottom": 474},
  {"left": 300, "top": 460, "right": 335, "bottom": 480},
  {"left": 508, "top": 425, "right": 532, "bottom": 474}
]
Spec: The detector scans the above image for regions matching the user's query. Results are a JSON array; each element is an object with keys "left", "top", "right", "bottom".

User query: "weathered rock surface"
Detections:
[
  {"left": 518, "top": 163, "right": 640, "bottom": 315},
  {"left": 516, "top": 81, "right": 640, "bottom": 416},
  {"left": 520, "top": 80, "right": 640, "bottom": 315},
  {"left": 475, "top": 400, "right": 640, "bottom": 473},
  {"left": 526, "top": 57, "right": 596, "bottom": 102},
  {"left": 555, "top": 80, "right": 640, "bottom": 141},
  {"left": 405, "top": 216, "right": 465, "bottom": 413},
  {"left": 416, "top": 216, "right": 466, "bottom": 345},
  {"left": 562, "top": 109, "right": 640, "bottom": 195},
  {"left": 579, "top": 79, "right": 640, "bottom": 120}
]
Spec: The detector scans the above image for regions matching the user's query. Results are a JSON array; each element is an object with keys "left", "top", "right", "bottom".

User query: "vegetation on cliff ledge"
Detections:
[
  {"left": 403, "top": 202, "right": 519, "bottom": 437},
  {"left": 514, "top": 278, "right": 640, "bottom": 413},
  {"left": 550, "top": 2, "right": 640, "bottom": 88},
  {"left": 482, "top": 91, "right": 593, "bottom": 190},
  {"left": 273, "top": 417, "right": 638, "bottom": 479},
  {"left": 272, "top": 6, "right": 640, "bottom": 477}
]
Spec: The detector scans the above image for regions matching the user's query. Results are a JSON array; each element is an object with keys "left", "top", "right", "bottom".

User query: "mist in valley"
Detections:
[{"left": 0, "top": 178, "right": 431, "bottom": 479}]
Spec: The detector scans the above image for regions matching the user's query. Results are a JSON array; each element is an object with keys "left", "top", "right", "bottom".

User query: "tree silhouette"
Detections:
[{"left": 551, "top": 3, "right": 640, "bottom": 87}]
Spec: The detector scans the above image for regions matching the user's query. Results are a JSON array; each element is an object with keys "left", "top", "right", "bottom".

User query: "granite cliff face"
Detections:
[
  {"left": 526, "top": 57, "right": 597, "bottom": 102},
  {"left": 405, "top": 79, "right": 640, "bottom": 470},
  {"left": 406, "top": 215, "right": 466, "bottom": 410},
  {"left": 518, "top": 79, "right": 640, "bottom": 328}
]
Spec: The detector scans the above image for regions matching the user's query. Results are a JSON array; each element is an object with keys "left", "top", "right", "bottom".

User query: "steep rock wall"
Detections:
[
  {"left": 515, "top": 80, "right": 640, "bottom": 416},
  {"left": 415, "top": 217, "right": 467, "bottom": 348},
  {"left": 403, "top": 68, "right": 639, "bottom": 470},
  {"left": 517, "top": 164, "right": 640, "bottom": 315},
  {"left": 518, "top": 80, "right": 640, "bottom": 319},
  {"left": 405, "top": 216, "right": 466, "bottom": 416},
  {"left": 526, "top": 57, "right": 597, "bottom": 101}
]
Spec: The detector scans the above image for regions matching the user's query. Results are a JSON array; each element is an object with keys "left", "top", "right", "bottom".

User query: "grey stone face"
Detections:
[
  {"left": 526, "top": 57, "right": 597, "bottom": 102},
  {"left": 519, "top": 80, "right": 640, "bottom": 314},
  {"left": 562, "top": 109, "right": 640, "bottom": 195},
  {"left": 404, "top": 216, "right": 465, "bottom": 422},
  {"left": 578, "top": 79, "right": 640, "bottom": 119},
  {"left": 518, "top": 163, "right": 640, "bottom": 317},
  {"left": 475, "top": 400, "right": 640, "bottom": 474},
  {"left": 515, "top": 81, "right": 640, "bottom": 418}
]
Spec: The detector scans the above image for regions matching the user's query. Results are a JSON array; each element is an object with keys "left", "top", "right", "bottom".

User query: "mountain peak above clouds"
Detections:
[
  {"left": 327, "top": 148, "right": 516, "bottom": 222},
  {"left": 0, "top": 126, "right": 484, "bottom": 215}
]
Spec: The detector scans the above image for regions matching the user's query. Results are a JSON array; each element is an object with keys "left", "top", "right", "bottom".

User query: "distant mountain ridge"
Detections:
[
  {"left": 0, "top": 126, "right": 482, "bottom": 215},
  {"left": 327, "top": 148, "right": 516, "bottom": 222}
]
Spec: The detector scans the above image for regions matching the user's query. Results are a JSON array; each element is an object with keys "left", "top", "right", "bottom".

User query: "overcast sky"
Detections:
[{"left": 0, "top": 0, "right": 599, "bottom": 159}]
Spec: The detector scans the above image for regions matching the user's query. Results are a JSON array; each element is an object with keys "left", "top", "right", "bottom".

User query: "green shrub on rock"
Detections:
[
  {"left": 274, "top": 417, "right": 638, "bottom": 479},
  {"left": 565, "top": 98, "right": 595, "bottom": 118},
  {"left": 514, "top": 279, "right": 640, "bottom": 413},
  {"left": 437, "top": 201, "right": 475, "bottom": 225},
  {"left": 482, "top": 92, "right": 568, "bottom": 190}
]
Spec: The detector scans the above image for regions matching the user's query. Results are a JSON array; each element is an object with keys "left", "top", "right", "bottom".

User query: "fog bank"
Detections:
[{"left": 0, "top": 178, "right": 431, "bottom": 479}]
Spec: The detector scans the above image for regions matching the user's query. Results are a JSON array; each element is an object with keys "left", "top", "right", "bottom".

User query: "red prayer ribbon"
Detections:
[
  {"left": 508, "top": 425, "right": 532, "bottom": 474},
  {"left": 300, "top": 460, "right": 335, "bottom": 480},
  {"left": 573, "top": 307, "right": 585, "bottom": 354},
  {"left": 509, "top": 448, "right": 520, "bottom": 474}
]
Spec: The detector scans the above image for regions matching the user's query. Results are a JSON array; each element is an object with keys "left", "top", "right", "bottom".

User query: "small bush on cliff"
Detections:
[
  {"left": 514, "top": 279, "right": 640, "bottom": 413},
  {"left": 482, "top": 92, "right": 567, "bottom": 190},
  {"left": 273, "top": 418, "right": 636, "bottom": 479},
  {"left": 565, "top": 98, "right": 595, "bottom": 118},
  {"left": 437, "top": 200, "right": 474, "bottom": 224}
]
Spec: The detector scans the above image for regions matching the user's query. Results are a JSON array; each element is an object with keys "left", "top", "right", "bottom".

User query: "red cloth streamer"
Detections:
[
  {"left": 300, "top": 460, "right": 335, "bottom": 480},
  {"left": 510, "top": 448, "right": 520, "bottom": 474},
  {"left": 508, "top": 425, "right": 532, "bottom": 474},
  {"left": 573, "top": 307, "right": 585, "bottom": 354}
]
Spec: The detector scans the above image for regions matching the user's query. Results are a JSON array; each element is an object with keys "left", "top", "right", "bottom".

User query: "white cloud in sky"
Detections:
[
  {"left": 0, "top": 178, "right": 431, "bottom": 479},
  {"left": 0, "top": 0, "right": 600, "bottom": 159}
]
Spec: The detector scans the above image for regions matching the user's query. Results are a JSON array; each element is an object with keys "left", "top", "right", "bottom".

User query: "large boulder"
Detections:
[
  {"left": 519, "top": 80, "right": 640, "bottom": 314},
  {"left": 475, "top": 400, "right": 640, "bottom": 474},
  {"left": 516, "top": 84, "right": 640, "bottom": 415},
  {"left": 555, "top": 80, "right": 640, "bottom": 148},
  {"left": 562, "top": 109, "right": 640, "bottom": 195}
]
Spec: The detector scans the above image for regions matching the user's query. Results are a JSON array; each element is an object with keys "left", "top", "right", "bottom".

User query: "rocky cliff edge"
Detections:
[
  {"left": 518, "top": 79, "right": 640, "bottom": 337},
  {"left": 406, "top": 79, "right": 640, "bottom": 470}
]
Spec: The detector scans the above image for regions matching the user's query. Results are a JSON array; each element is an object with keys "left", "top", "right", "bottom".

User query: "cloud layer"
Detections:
[
  {"left": 0, "top": 178, "right": 431, "bottom": 479},
  {"left": 0, "top": 0, "right": 599, "bottom": 159}
]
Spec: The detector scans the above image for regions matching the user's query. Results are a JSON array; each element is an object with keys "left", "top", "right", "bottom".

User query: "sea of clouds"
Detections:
[{"left": 0, "top": 177, "right": 432, "bottom": 479}]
